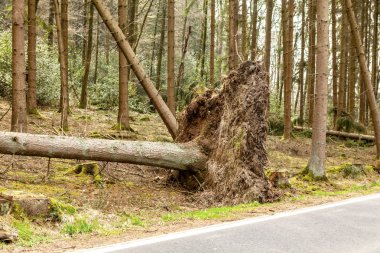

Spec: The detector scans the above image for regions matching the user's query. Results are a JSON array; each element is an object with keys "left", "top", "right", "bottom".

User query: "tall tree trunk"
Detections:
[
  {"left": 372, "top": 0, "right": 379, "bottom": 98},
  {"left": 92, "top": 0, "right": 178, "bottom": 138},
  {"left": 82, "top": 0, "right": 88, "bottom": 66},
  {"left": 199, "top": 0, "right": 208, "bottom": 83},
  {"left": 241, "top": 0, "right": 247, "bottom": 60},
  {"left": 264, "top": 0, "right": 273, "bottom": 76},
  {"left": 94, "top": 14, "right": 100, "bottom": 84},
  {"left": 228, "top": 0, "right": 238, "bottom": 71},
  {"left": 80, "top": 2, "right": 94, "bottom": 109},
  {"left": 167, "top": 0, "right": 176, "bottom": 114},
  {"left": 53, "top": 0, "right": 69, "bottom": 131},
  {"left": 210, "top": 0, "right": 215, "bottom": 86},
  {"left": 331, "top": 0, "right": 338, "bottom": 127},
  {"left": 149, "top": 0, "right": 161, "bottom": 78},
  {"left": 117, "top": 0, "right": 130, "bottom": 129},
  {"left": 299, "top": 0, "right": 306, "bottom": 125},
  {"left": 27, "top": 0, "right": 38, "bottom": 114},
  {"left": 347, "top": 36, "right": 356, "bottom": 118},
  {"left": 155, "top": 2, "right": 166, "bottom": 91},
  {"left": 338, "top": 4, "right": 348, "bottom": 120},
  {"left": 283, "top": 0, "right": 294, "bottom": 139},
  {"left": 48, "top": 0, "right": 54, "bottom": 47},
  {"left": 307, "top": 0, "right": 328, "bottom": 178},
  {"left": 250, "top": 0, "right": 258, "bottom": 60},
  {"left": 12, "top": 0, "right": 28, "bottom": 132},
  {"left": 345, "top": 0, "right": 380, "bottom": 158},
  {"left": 61, "top": 0, "right": 69, "bottom": 112},
  {"left": 307, "top": 0, "right": 316, "bottom": 125}
]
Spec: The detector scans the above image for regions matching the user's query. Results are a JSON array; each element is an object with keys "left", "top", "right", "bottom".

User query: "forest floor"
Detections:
[{"left": 0, "top": 100, "right": 380, "bottom": 252}]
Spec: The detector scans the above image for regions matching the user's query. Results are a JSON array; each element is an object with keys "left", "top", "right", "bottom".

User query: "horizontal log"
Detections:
[
  {"left": 0, "top": 132, "right": 207, "bottom": 171},
  {"left": 293, "top": 126, "right": 375, "bottom": 141}
]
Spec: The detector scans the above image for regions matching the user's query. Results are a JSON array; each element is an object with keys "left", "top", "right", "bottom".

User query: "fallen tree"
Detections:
[
  {"left": 293, "top": 126, "right": 375, "bottom": 142},
  {"left": 0, "top": 132, "right": 207, "bottom": 171},
  {"left": 0, "top": 62, "right": 274, "bottom": 204}
]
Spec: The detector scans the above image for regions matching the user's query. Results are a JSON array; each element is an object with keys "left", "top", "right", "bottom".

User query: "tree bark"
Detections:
[
  {"left": 27, "top": 0, "right": 38, "bottom": 114},
  {"left": 338, "top": 5, "right": 348, "bottom": 120},
  {"left": 372, "top": 0, "right": 379, "bottom": 98},
  {"left": 228, "top": 0, "right": 237, "bottom": 71},
  {"left": 210, "top": 0, "right": 215, "bottom": 86},
  {"left": 167, "top": 0, "right": 176, "bottom": 114},
  {"left": 80, "top": 2, "right": 94, "bottom": 109},
  {"left": 92, "top": 0, "right": 178, "bottom": 138},
  {"left": 264, "top": 0, "right": 273, "bottom": 77},
  {"left": 331, "top": 0, "right": 338, "bottom": 127},
  {"left": 0, "top": 132, "right": 206, "bottom": 171},
  {"left": 307, "top": 0, "right": 328, "bottom": 178},
  {"left": 155, "top": 1, "right": 166, "bottom": 91},
  {"left": 307, "top": 0, "right": 316, "bottom": 125},
  {"left": 283, "top": 0, "right": 294, "bottom": 139},
  {"left": 12, "top": 0, "right": 28, "bottom": 132},
  {"left": 299, "top": 0, "right": 306, "bottom": 125},
  {"left": 294, "top": 126, "right": 375, "bottom": 142},
  {"left": 117, "top": 0, "right": 130, "bottom": 129},
  {"left": 345, "top": 0, "right": 380, "bottom": 158},
  {"left": 241, "top": 0, "right": 247, "bottom": 60},
  {"left": 250, "top": 0, "right": 258, "bottom": 60},
  {"left": 53, "top": 0, "right": 69, "bottom": 131}
]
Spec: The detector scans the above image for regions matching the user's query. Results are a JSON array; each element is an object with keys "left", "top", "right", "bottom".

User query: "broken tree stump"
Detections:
[{"left": 0, "top": 190, "right": 51, "bottom": 218}]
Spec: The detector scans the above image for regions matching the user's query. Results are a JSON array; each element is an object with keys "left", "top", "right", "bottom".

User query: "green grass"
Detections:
[
  {"left": 62, "top": 217, "right": 99, "bottom": 236},
  {"left": 119, "top": 213, "right": 145, "bottom": 227},
  {"left": 162, "top": 202, "right": 263, "bottom": 222},
  {"left": 12, "top": 220, "right": 51, "bottom": 247},
  {"left": 311, "top": 182, "right": 380, "bottom": 197}
]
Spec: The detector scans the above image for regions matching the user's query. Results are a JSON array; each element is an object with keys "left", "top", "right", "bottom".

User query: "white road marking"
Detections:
[{"left": 72, "top": 193, "right": 380, "bottom": 253}]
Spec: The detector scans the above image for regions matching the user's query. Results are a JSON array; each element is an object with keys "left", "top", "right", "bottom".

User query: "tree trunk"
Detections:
[
  {"left": 338, "top": 5, "right": 348, "bottom": 120},
  {"left": 167, "top": 0, "right": 176, "bottom": 114},
  {"left": 92, "top": 0, "right": 178, "bottom": 138},
  {"left": 250, "top": 0, "right": 258, "bottom": 60},
  {"left": 61, "top": 0, "right": 69, "bottom": 111},
  {"left": 155, "top": 1, "right": 166, "bottom": 91},
  {"left": 345, "top": 0, "right": 380, "bottom": 158},
  {"left": 299, "top": 0, "right": 305, "bottom": 125},
  {"left": 199, "top": 0, "right": 208, "bottom": 83},
  {"left": 294, "top": 126, "right": 375, "bottom": 142},
  {"left": 332, "top": 0, "right": 338, "bottom": 127},
  {"left": 27, "top": 0, "right": 38, "bottom": 114},
  {"left": 241, "top": 0, "right": 247, "bottom": 60},
  {"left": 12, "top": 0, "right": 28, "bottom": 132},
  {"left": 228, "top": 0, "right": 237, "bottom": 71},
  {"left": 210, "top": 0, "right": 215, "bottom": 86},
  {"left": 53, "top": 0, "right": 69, "bottom": 131},
  {"left": 117, "top": 0, "right": 130, "bottom": 129},
  {"left": 264, "top": 0, "right": 273, "bottom": 77},
  {"left": 307, "top": 0, "right": 316, "bottom": 125},
  {"left": 283, "top": 0, "right": 294, "bottom": 139},
  {"left": 94, "top": 14, "right": 100, "bottom": 84},
  {"left": 372, "top": 0, "right": 379, "bottom": 98},
  {"left": 80, "top": 2, "right": 94, "bottom": 109},
  {"left": 48, "top": 0, "right": 54, "bottom": 47},
  {"left": 0, "top": 132, "right": 206, "bottom": 171},
  {"left": 307, "top": 0, "right": 328, "bottom": 179}
]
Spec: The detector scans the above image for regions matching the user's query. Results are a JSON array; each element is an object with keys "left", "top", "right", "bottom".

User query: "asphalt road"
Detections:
[{"left": 78, "top": 193, "right": 380, "bottom": 253}]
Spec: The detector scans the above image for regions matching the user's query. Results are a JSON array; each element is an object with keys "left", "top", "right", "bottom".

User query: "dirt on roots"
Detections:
[{"left": 176, "top": 61, "right": 275, "bottom": 204}]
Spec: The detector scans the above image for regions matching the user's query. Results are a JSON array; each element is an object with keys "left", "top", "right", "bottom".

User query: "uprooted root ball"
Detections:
[{"left": 176, "top": 61, "right": 275, "bottom": 204}]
